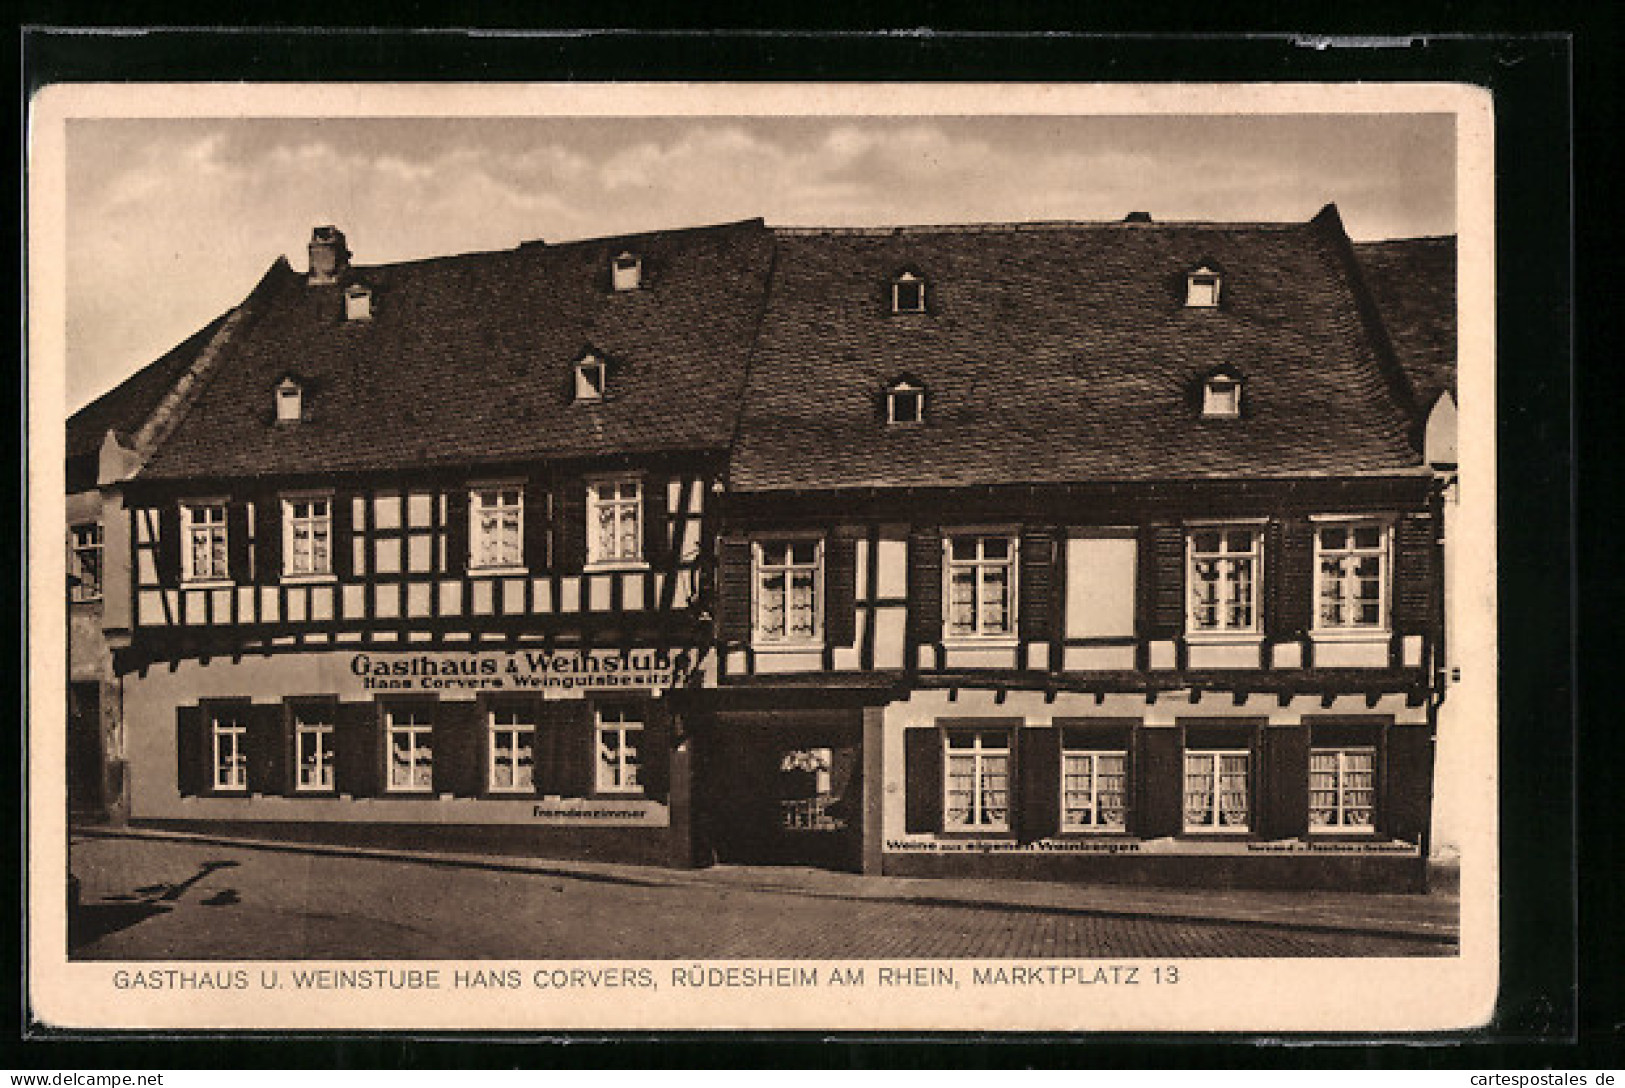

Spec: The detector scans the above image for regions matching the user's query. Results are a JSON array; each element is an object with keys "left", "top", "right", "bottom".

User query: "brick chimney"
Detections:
[{"left": 307, "top": 225, "right": 350, "bottom": 285}]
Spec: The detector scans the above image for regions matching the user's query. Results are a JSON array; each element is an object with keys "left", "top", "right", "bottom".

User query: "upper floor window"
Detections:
[
  {"left": 611, "top": 251, "right": 643, "bottom": 292},
  {"left": 68, "top": 522, "right": 103, "bottom": 601},
  {"left": 944, "top": 729, "right": 1011, "bottom": 831},
  {"left": 944, "top": 534, "right": 1017, "bottom": 640},
  {"left": 1315, "top": 522, "right": 1390, "bottom": 631},
  {"left": 181, "top": 501, "right": 230, "bottom": 583},
  {"left": 344, "top": 283, "right": 373, "bottom": 321},
  {"left": 754, "top": 538, "right": 823, "bottom": 645},
  {"left": 587, "top": 478, "right": 643, "bottom": 567},
  {"left": 282, "top": 496, "right": 332, "bottom": 578},
  {"left": 886, "top": 379, "right": 925, "bottom": 425},
  {"left": 1185, "top": 265, "right": 1222, "bottom": 308},
  {"left": 891, "top": 270, "right": 927, "bottom": 314},
  {"left": 470, "top": 486, "right": 524, "bottom": 572},
  {"left": 275, "top": 379, "right": 303, "bottom": 423},
  {"left": 1187, "top": 527, "right": 1261, "bottom": 634},
  {"left": 574, "top": 353, "right": 607, "bottom": 402},
  {"left": 1201, "top": 369, "right": 1242, "bottom": 418}
]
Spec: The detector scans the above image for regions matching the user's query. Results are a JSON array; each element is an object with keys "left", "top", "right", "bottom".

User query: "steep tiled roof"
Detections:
[
  {"left": 731, "top": 208, "right": 1427, "bottom": 492},
  {"left": 139, "top": 219, "right": 775, "bottom": 481},
  {"left": 1354, "top": 236, "right": 1457, "bottom": 409},
  {"left": 67, "top": 314, "right": 228, "bottom": 462}
]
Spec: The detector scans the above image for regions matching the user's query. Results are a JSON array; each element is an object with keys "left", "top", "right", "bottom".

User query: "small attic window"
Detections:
[
  {"left": 344, "top": 283, "right": 372, "bottom": 321},
  {"left": 886, "top": 379, "right": 925, "bottom": 425},
  {"left": 891, "top": 270, "right": 926, "bottom": 314},
  {"left": 575, "top": 354, "right": 607, "bottom": 402},
  {"left": 275, "top": 379, "right": 304, "bottom": 423},
  {"left": 1186, "top": 266, "right": 1222, "bottom": 308},
  {"left": 611, "top": 251, "right": 643, "bottom": 292},
  {"left": 1201, "top": 371, "right": 1242, "bottom": 419}
]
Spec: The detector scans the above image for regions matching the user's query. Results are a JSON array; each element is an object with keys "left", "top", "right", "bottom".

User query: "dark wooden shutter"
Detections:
[
  {"left": 1019, "top": 529, "right": 1055, "bottom": 641},
  {"left": 907, "top": 529, "right": 943, "bottom": 646},
  {"left": 1134, "top": 727, "right": 1183, "bottom": 837},
  {"left": 557, "top": 478, "right": 587, "bottom": 573},
  {"left": 1392, "top": 512, "right": 1435, "bottom": 633},
  {"left": 825, "top": 534, "right": 858, "bottom": 648},
  {"left": 444, "top": 487, "right": 469, "bottom": 575},
  {"left": 1382, "top": 725, "right": 1433, "bottom": 844},
  {"left": 642, "top": 474, "right": 669, "bottom": 568},
  {"left": 254, "top": 496, "right": 282, "bottom": 583},
  {"left": 640, "top": 699, "right": 672, "bottom": 802},
  {"left": 335, "top": 701, "right": 381, "bottom": 798},
  {"left": 175, "top": 704, "right": 204, "bottom": 797},
  {"left": 227, "top": 500, "right": 252, "bottom": 583},
  {"left": 1276, "top": 517, "right": 1314, "bottom": 636},
  {"left": 523, "top": 478, "right": 552, "bottom": 574},
  {"left": 246, "top": 703, "right": 286, "bottom": 796},
  {"left": 435, "top": 700, "right": 484, "bottom": 797},
  {"left": 1260, "top": 726, "right": 1309, "bottom": 839},
  {"left": 331, "top": 492, "right": 354, "bottom": 579},
  {"left": 540, "top": 700, "right": 592, "bottom": 797},
  {"left": 157, "top": 505, "right": 182, "bottom": 586},
  {"left": 1148, "top": 523, "right": 1185, "bottom": 638},
  {"left": 903, "top": 727, "right": 943, "bottom": 832},
  {"left": 1015, "top": 726, "right": 1061, "bottom": 843},
  {"left": 716, "top": 538, "right": 753, "bottom": 644}
]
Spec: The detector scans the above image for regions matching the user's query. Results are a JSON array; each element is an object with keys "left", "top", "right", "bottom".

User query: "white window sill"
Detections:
[
  {"left": 487, "top": 787, "right": 534, "bottom": 796},
  {"left": 1310, "top": 629, "right": 1392, "bottom": 644},
  {"left": 596, "top": 787, "right": 643, "bottom": 797},
  {"left": 1308, "top": 825, "right": 1378, "bottom": 835},
  {"left": 942, "top": 636, "right": 1020, "bottom": 650},
  {"left": 1183, "top": 826, "right": 1251, "bottom": 835},
  {"left": 181, "top": 579, "right": 236, "bottom": 590},
  {"left": 467, "top": 566, "right": 528, "bottom": 579},
  {"left": 280, "top": 573, "right": 337, "bottom": 585},
  {"left": 752, "top": 639, "right": 825, "bottom": 654},
  {"left": 584, "top": 560, "right": 650, "bottom": 574},
  {"left": 1182, "top": 631, "right": 1263, "bottom": 645}
]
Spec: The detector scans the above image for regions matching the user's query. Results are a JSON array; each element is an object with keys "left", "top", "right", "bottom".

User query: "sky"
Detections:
[{"left": 63, "top": 113, "right": 1455, "bottom": 414}]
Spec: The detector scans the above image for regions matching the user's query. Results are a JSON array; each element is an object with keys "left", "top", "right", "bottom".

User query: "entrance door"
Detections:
[{"left": 67, "top": 683, "right": 103, "bottom": 818}]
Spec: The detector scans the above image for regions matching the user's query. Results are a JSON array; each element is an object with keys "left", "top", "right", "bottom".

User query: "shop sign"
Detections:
[{"left": 351, "top": 649, "right": 678, "bottom": 693}]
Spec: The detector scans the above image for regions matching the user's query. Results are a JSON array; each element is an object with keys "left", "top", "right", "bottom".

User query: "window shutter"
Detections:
[
  {"left": 331, "top": 491, "right": 354, "bottom": 579},
  {"left": 444, "top": 488, "right": 469, "bottom": 575},
  {"left": 435, "top": 700, "right": 484, "bottom": 797},
  {"left": 1015, "top": 727, "right": 1061, "bottom": 843},
  {"left": 641, "top": 699, "right": 672, "bottom": 802},
  {"left": 716, "top": 538, "right": 753, "bottom": 644},
  {"left": 1133, "top": 727, "right": 1182, "bottom": 837},
  {"left": 1148, "top": 524, "right": 1184, "bottom": 638},
  {"left": 157, "top": 505, "right": 182, "bottom": 586},
  {"left": 227, "top": 501, "right": 252, "bottom": 583},
  {"left": 825, "top": 535, "right": 858, "bottom": 648},
  {"left": 903, "top": 727, "right": 943, "bottom": 832},
  {"left": 335, "top": 701, "right": 380, "bottom": 798},
  {"left": 557, "top": 479, "right": 587, "bottom": 572},
  {"left": 1019, "top": 530, "right": 1055, "bottom": 640},
  {"left": 1260, "top": 726, "right": 1308, "bottom": 839},
  {"left": 254, "top": 495, "right": 282, "bottom": 583},
  {"left": 1276, "top": 518, "right": 1313, "bottom": 636},
  {"left": 1392, "top": 513, "right": 1434, "bottom": 633},
  {"left": 246, "top": 703, "right": 286, "bottom": 796},
  {"left": 1381, "top": 725, "right": 1432, "bottom": 844},
  {"left": 523, "top": 478, "right": 552, "bottom": 574},
  {"left": 175, "top": 705, "right": 203, "bottom": 797},
  {"left": 642, "top": 475, "right": 669, "bottom": 567},
  {"left": 907, "top": 529, "right": 943, "bottom": 646},
  {"left": 540, "top": 700, "right": 592, "bottom": 797}
]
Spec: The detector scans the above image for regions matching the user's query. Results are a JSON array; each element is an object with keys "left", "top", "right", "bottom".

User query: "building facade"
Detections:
[{"left": 68, "top": 206, "right": 1456, "bottom": 891}]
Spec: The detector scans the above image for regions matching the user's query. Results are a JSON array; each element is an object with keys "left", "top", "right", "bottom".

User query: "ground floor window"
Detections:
[
  {"left": 489, "top": 709, "right": 536, "bottom": 793},
  {"left": 211, "top": 711, "right": 247, "bottom": 791},
  {"left": 1062, "top": 746, "right": 1127, "bottom": 831},
  {"left": 944, "top": 730, "right": 1010, "bottom": 830},
  {"left": 595, "top": 706, "right": 643, "bottom": 793},
  {"left": 385, "top": 707, "right": 434, "bottom": 792},
  {"left": 294, "top": 710, "right": 334, "bottom": 791},
  {"left": 1309, "top": 747, "right": 1377, "bottom": 831},
  {"left": 1184, "top": 749, "right": 1250, "bottom": 832}
]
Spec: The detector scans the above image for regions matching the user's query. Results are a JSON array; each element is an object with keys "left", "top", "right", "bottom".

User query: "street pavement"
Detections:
[{"left": 67, "top": 829, "right": 1459, "bottom": 961}]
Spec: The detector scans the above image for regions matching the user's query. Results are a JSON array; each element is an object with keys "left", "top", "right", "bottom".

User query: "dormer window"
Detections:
[
  {"left": 1186, "top": 265, "right": 1222, "bottom": 308},
  {"left": 574, "top": 353, "right": 607, "bottom": 402},
  {"left": 612, "top": 251, "right": 642, "bottom": 292},
  {"left": 275, "top": 378, "right": 304, "bottom": 423},
  {"left": 344, "top": 283, "right": 372, "bottom": 321},
  {"left": 1201, "top": 369, "right": 1242, "bottom": 418},
  {"left": 886, "top": 379, "right": 926, "bottom": 424},
  {"left": 891, "top": 270, "right": 927, "bottom": 314}
]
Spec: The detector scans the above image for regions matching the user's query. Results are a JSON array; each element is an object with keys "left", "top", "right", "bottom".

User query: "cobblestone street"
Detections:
[{"left": 68, "top": 832, "right": 1458, "bottom": 961}]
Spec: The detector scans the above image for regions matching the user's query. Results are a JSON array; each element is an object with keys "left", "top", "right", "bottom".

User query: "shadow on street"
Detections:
[{"left": 69, "top": 859, "right": 241, "bottom": 954}]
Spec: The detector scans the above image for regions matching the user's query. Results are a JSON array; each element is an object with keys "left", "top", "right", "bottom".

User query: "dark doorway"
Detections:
[{"left": 68, "top": 682, "right": 104, "bottom": 818}]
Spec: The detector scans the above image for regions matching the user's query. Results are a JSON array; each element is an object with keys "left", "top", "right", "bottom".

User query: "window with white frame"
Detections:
[
  {"left": 282, "top": 496, "right": 332, "bottom": 577},
  {"left": 587, "top": 478, "right": 643, "bottom": 566},
  {"left": 1061, "top": 743, "right": 1128, "bottom": 831},
  {"left": 470, "top": 486, "right": 524, "bottom": 571},
  {"left": 275, "top": 379, "right": 303, "bottom": 423},
  {"left": 574, "top": 354, "right": 607, "bottom": 402},
  {"left": 611, "top": 252, "right": 643, "bottom": 292},
  {"left": 595, "top": 705, "right": 643, "bottom": 793},
  {"left": 891, "top": 270, "right": 926, "bottom": 313},
  {"left": 944, "top": 730, "right": 1011, "bottom": 830},
  {"left": 886, "top": 380, "right": 925, "bottom": 424},
  {"left": 1202, "top": 373, "right": 1242, "bottom": 418},
  {"left": 1187, "top": 527, "right": 1261, "bottom": 634},
  {"left": 211, "top": 710, "right": 248, "bottom": 792},
  {"left": 293, "top": 707, "right": 335, "bottom": 791},
  {"left": 1315, "top": 522, "right": 1390, "bottom": 631},
  {"left": 945, "top": 535, "right": 1017, "bottom": 639},
  {"left": 385, "top": 706, "right": 434, "bottom": 792},
  {"left": 754, "top": 539, "right": 822, "bottom": 644},
  {"left": 1186, "top": 266, "right": 1221, "bottom": 308},
  {"left": 488, "top": 707, "right": 535, "bottom": 793},
  {"left": 1183, "top": 749, "right": 1250, "bottom": 831},
  {"left": 69, "top": 522, "right": 103, "bottom": 601},
  {"left": 1309, "top": 747, "right": 1377, "bottom": 831},
  {"left": 182, "top": 501, "right": 230, "bottom": 582}
]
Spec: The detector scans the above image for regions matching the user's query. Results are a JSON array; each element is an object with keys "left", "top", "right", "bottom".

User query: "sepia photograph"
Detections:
[{"left": 29, "top": 80, "right": 1497, "bottom": 1032}]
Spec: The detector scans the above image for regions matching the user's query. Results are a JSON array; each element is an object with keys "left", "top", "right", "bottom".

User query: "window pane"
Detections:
[
  {"left": 1353, "top": 526, "right": 1383, "bottom": 550},
  {"left": 1225, "top": 530, "right": 1253, "bottom": 553},
  {"left": 982, "top": 537, "right": 1009, "bottom": 561},
  {"left": 1193, "top": 531, "right": 1220, "bottom": 553},
  {"left": 1320, "top": 526, "right": 1347, "bottom": 550},
  {"left": 950, "top": 538, "right": 976, "bottom": 561}
]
